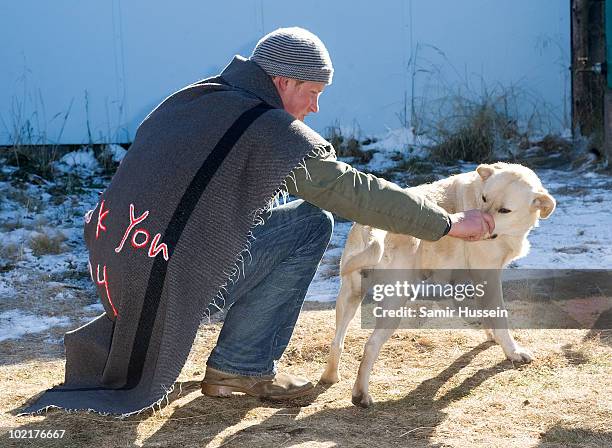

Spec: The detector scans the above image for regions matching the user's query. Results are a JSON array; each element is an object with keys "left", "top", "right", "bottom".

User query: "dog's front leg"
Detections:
[{"left": 475, "top": 270, "right": 533, "bottom": 363}]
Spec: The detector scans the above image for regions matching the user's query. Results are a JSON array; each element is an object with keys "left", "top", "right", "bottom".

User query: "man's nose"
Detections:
[{"left": 310, "top": 98, "right": 319, "bottom": 113}]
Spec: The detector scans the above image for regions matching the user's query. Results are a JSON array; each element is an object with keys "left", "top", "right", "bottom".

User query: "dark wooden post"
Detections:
[
  {"left": 605, "top": 0, "right": 612, "bottom": 162},
  {"left": 571, "top": 0, "right": 606, "bottom": 153}
]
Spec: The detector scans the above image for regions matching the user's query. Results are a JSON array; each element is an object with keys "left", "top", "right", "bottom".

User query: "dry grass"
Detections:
[
  {"left": 0, "top": 242, "right": 23, "bottom": 265},
  {"left": 28, "top": 231, "right": 67, "bottom": 257},
  {"left": 3, "top": 187, "right": 45, "bottom": 214},
  {"left": 325, "top": 126, "right": 375, "bottom": 164},
  {"left": 1, "top": 305, "right": 610, "bottom": 448},
  {"left": 427, "top": 94, "right": 518, "bottom": 163}
]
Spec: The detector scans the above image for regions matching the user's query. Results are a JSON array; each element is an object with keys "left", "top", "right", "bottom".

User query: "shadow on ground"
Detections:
[{"left": 6, "top": 342, "right": 521, "bottom": 448}]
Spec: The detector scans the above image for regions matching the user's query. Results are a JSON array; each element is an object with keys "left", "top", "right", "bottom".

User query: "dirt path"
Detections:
[{"left": 1, "top": 303, "right": 611, "bottom": 448}]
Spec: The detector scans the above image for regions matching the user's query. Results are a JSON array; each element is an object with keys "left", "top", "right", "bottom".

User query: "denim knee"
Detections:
[
  {"left": 303, "top": 204, "right": 334, "bottom": 246},
  {"left": 318, "top": 209, "right": 334, "bottom": 241}
]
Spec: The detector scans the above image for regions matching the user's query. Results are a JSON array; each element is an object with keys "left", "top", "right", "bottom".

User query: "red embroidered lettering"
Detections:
[
  {"left": 148, "top": 233, "right": 169, "bottom": 261},
  {"left": 112, "top": 203, "right": 169, "bottom": 262},
  {"left": 131, "top": 228, "right": 150, "bottom": 249},
  {"left": 115, "top": 203, "right": 149, "bottom": 253},
  {"left": 96, "top": 264, "right": 117, "bottom": 317},
  {"left": 84, "top": 205, "right": 96, "bottom": 224},
  {"left": 96, "top": 200, "right": 110, "bottom": 239}
]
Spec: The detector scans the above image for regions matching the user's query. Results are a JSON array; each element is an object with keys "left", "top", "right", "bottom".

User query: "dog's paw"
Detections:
[
  {"left": 504, "top": 345, "right": 533, "bottom": 363},
  {"left": 351, "top": 392, "right": 374, "bottom": 408},
  {"left": 319, "top": 371, "right": 340, "bottom": 384}
]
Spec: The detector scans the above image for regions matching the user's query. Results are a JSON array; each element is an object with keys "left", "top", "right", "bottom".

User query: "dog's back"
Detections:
[{"left": 339, "top": 169, "right": 511, "bottom": 275}]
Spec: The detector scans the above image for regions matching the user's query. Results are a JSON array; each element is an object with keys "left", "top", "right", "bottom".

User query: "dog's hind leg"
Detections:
[
  {"left": 320, "top": 271, "right": 363, "bottom": 384},
  {"left": 351, "top": 322, "right": 400, "bottom": 408}
]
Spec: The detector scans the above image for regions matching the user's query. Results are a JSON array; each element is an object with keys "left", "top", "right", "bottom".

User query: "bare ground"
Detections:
[{"left": 1, "top": 302, "right": 611, "bottom": 448}]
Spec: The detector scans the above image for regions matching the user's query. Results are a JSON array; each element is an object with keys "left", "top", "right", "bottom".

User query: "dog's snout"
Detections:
[{"left": 490, "top": 234, "right": 498, "bottom": 239}]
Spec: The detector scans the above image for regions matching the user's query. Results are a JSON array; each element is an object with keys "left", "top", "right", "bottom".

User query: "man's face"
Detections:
[{"left": 272, "top": 77, "right": 326, "bottom": 121}]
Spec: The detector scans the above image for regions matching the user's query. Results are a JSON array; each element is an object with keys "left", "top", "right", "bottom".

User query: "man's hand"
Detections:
[{"left": 447, "top": 210, "right": 495, "bottom": 241}]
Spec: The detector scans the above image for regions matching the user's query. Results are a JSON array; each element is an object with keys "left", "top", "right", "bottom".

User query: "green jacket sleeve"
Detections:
[{"left": 285, "top": 152, "right": 451, "bottom": 241}]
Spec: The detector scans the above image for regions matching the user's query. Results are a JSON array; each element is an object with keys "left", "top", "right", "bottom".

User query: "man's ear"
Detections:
[
  {"left": 531, "top": 190, "right": 556, "bottom": 219},
  {"left": 476, "top": 164, "right": 495, "bottom": 181},
  {"left": 271, "top": 76, "right": 289, "bottom": 93}
]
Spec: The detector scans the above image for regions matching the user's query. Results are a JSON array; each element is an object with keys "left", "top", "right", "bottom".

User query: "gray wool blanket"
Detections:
[{"left": 20, "top": 56, "right": 333, "bottom": 417}]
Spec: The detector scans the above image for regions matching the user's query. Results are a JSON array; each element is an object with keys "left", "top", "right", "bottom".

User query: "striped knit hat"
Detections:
[{"left": 250, "top": 27, "right": 334, "bottom": 84}]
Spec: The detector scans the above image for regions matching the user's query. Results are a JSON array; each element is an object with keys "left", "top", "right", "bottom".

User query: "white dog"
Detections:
[{"left": 320, "top": 162, "right": 556, "bottom": 407}]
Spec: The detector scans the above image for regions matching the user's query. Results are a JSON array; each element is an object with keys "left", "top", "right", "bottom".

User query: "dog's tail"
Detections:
[{"left": 340, "top": 226, "right": 386, "bottom": 276}]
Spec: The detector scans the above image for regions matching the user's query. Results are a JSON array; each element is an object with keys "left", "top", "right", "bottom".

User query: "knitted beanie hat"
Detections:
[{"left": 250, "top": 27, "right": 334, "bottom": 84}]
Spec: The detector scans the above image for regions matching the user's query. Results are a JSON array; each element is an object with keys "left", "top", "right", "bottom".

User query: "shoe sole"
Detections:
[{"left": 201, "top": 382, "right": 314, "bottom": 400}]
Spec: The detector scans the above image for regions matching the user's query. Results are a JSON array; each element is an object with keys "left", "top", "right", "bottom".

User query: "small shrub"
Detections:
[
  {"left": 0, "top": 241, "right": 24, "bottom": 265},
  {"left": 29, "top": 231, "right": 67, "bottom": 256},
  {"left": 428, "top": 101, "right": 512, "bottom": 163},
  {"left": 420, "top": 84, "right": 545, "bottom": 164},
  {"left": 97, "top": 149, "right": 118, "bottom": 175},
  {"left": 5, "top": 145, "right": 63, "bottom": 180},
  {"left": 325, "top": 125, "right": 375, "bottom": 163}
]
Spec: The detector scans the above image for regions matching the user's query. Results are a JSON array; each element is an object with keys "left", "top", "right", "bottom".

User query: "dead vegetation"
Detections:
[
  {"left": 0, "top": 242, "right": 24, "bottom": 271},
  {"left": 325, "top": 125, "right": 375, "bottom": 164},
  {"left": 1, "top": 305, "right": 610, "bottom": 448},
  {"left": 28, "top": 230, "right": 67, "bottom": 257},
  {"left": 427, "top": 96, "right": 517, "bottom": 163}
]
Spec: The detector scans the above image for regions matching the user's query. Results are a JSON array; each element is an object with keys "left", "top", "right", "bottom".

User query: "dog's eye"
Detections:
[
  {"left": 482, "top": 195, "right": 487, "bottom": 203},
  {"left": 499, "top": 208, "right": 511, "bottom": 214}
]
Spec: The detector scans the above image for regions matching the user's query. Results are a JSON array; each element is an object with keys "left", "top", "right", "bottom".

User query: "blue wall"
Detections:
[{"left": 0, "top": 0, "right": 570, "bottom": 145}]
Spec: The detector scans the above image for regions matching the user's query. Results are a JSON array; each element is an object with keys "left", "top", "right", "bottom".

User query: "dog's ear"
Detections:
[
  {"left": 476, "top": 164, "right": 495, "bottom": 181},
  {"left": 532, "top": 190, "right": 556, "bottom": 219}
]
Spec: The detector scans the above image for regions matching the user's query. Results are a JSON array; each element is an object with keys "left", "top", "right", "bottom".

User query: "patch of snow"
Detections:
[
  {"left": 1, "top": 227, "right": 30, "bottom": 245},
  {"left": 362, "top": 127, "right": 431, "bottom": 157},
  {"left": 367, "top": 151, "right": 398, "bottom": 173},
  {"left": 52, "top": 290, "right": 76, "bottom": 301},
  {"left": 44, "top": 336, "right": 64, "bottom": 345},
  {"left": 305, "top": 221, "right": 352, "bottom": 302},
  {"left": 54, "top": 148, "right": 100, "bottom": 175},
  {"left": 1, "top": 165, "right": 18, "bottom": 174},
  {"left": 83, "top": 303, "right": 104, "bottom": 313},
  {"left": 0, "top": 278, "right": 17, "bottom": 299},
  {"left": 33, "top": 254, "right": 75, "bottom": 275},
  {"left": 105, "top": 144, "right": 127, "bottom": 163},
  {"left": 0, "top": 310, "right": 71, "bottom": 342}
]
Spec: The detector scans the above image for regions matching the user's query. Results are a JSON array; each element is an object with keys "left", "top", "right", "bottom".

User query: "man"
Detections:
[
  {"left": 200, "top": 27, "right": 494, "bottom": 400},
  {"left": 22, "top": 27, "right": 493, "bottom": 417}
]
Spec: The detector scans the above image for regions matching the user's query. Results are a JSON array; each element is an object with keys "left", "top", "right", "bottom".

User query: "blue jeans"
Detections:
[{"left": 206, "top": 199, "right": 334, "bottom": 376}]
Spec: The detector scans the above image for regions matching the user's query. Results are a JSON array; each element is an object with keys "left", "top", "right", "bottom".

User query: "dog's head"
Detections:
[{"left": 476, "top": 162, "right": 555, "bottom": 238}]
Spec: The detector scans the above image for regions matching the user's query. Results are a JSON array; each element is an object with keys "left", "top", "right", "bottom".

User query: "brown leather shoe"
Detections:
[{"left": 201, "top": 367, "right": 314, "bottom": 400}]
